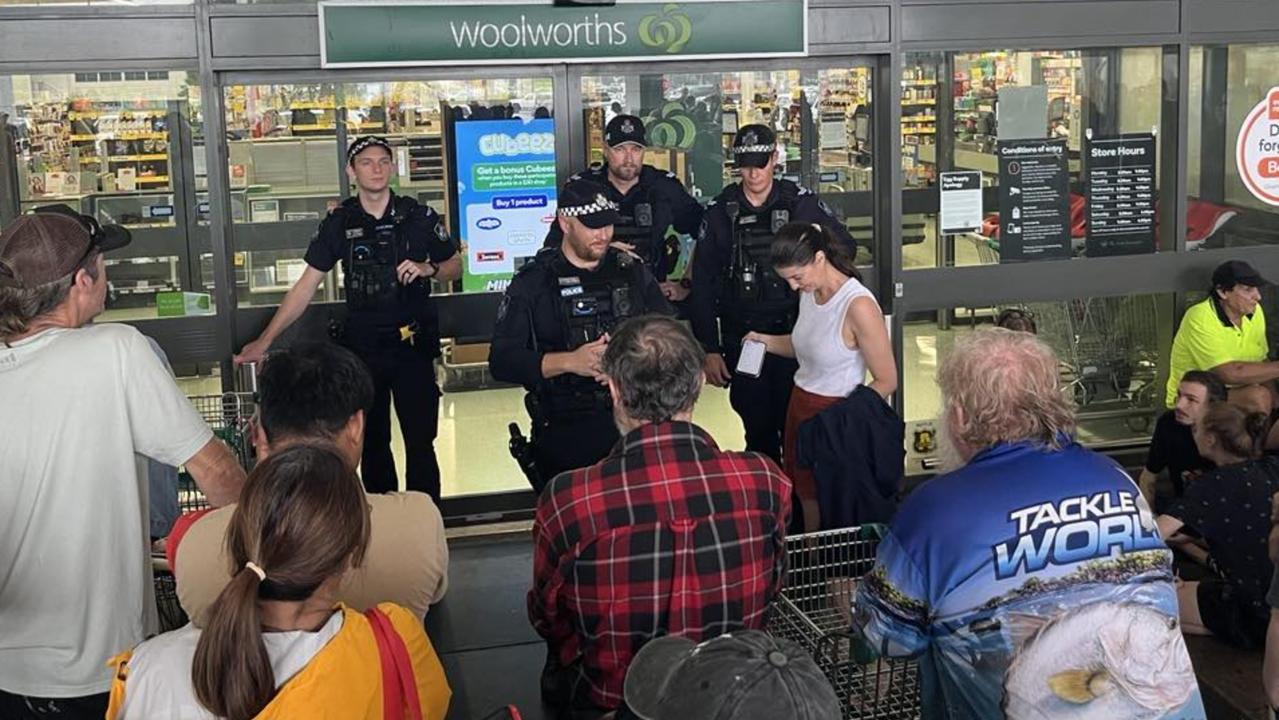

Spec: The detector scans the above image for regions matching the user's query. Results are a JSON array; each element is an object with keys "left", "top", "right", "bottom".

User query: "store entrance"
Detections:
[{"left": 564, "top": 61, "right": 878, "bottom": 269}]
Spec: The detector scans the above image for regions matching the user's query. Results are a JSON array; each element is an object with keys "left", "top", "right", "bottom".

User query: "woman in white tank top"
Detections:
[{"left": 743, "top": 222, "right": 897, "bottom": 532}]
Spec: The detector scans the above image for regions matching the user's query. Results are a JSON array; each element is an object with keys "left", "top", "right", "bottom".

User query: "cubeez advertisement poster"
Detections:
[{"left": 453, "top": 118, "right": 558, "bottom": 292}]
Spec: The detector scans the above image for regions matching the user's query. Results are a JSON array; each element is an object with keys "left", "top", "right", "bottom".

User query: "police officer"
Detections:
[
  {"left": 491, "top": 178, "right": 673, "bottom": 492},
  {"left": 235, "top": 136, "right": 460, "bottom": 501},
  {"left": 543, "top": 114, "right": 703, "bottom": 302},
  {"left": 688, "top": 124, "right": 856, "bottom": 464}
]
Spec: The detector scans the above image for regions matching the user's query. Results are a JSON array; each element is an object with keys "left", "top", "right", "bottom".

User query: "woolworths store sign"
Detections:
[{"left": 319, "top": 0, "right": 807, "bottom": 68}]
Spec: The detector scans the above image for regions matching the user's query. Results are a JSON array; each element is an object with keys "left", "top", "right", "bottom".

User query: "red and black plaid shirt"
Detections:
[{"left": 528, "top": 420, "right": 791, "bottom": 709}]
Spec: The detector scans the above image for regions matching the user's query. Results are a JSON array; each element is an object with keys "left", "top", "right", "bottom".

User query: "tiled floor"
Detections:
[{"left": 426, "top": 534, "right": 553, "bottom": 720}]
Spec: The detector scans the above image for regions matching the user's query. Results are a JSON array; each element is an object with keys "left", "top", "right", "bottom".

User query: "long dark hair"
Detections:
[
  {"left": 191, "top": 444, "right": 371, "bottom": 720},
  {"left": 1198, "top": 402, "right": 1269, "bottom": 460},
  {"left": 770, "top": 222, "right": 861, "bottom": 281}
]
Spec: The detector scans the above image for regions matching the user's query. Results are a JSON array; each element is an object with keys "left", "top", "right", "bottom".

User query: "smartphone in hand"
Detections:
[{"left": 736, "top": 338, "right": 767, "bottom": 378}]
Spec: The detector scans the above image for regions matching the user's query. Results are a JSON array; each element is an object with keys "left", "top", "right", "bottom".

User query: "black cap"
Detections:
[
  {"left": 346, "top": 135, "right": 394, "bottom": 164},
  {"left": 557, "top": 178, "right": 621, "bottom": 229},
  {"left": 0, "top": 205, "right": 131, "bottom": 289},
  {"left": 621, "top": 631, "right": 841, "bottom": 720},
  {"left": 732, "top": 124, "right": 777, "bottom": 169},
  {"left": 1212, "top": 260, "right": 1269, "bottom": 289},
  {"left": 605, "top": 114, "right": 647, "bottom": 148}
]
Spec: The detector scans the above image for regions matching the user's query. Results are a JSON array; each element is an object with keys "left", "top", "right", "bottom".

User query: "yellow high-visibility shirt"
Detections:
[{"left": 1166, "top": 296, "right": 1268, "bottom": 406}]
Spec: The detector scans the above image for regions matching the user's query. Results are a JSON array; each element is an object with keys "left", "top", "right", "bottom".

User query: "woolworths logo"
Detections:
[
  {"left": 639, "top": 4, "right": 693, "bottom": 53},
  {"left": 319, "top": 1, "right": 806, "bottom": 67},
  {"left": 447, "top": 4, "right": 692, "bottom": 53}
]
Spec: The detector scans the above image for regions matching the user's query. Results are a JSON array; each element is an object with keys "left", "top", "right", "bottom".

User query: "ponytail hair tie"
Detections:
[{"left": 244, "top": 561, "right": 266, "bottom": 582}]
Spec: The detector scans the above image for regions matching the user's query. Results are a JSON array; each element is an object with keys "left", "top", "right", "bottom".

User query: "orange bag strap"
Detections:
[{"left": 365, "top": 607, "right": 423, "bottom": 720}]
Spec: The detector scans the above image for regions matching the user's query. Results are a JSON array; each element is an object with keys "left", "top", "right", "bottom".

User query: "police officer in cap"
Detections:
[
  {"left": 543, "top": 114, "right": 703, "bottom": 302},
  {"left": 689, "top": 124, "right": 856, "bottom": 464},
  {"left": 491, "top": 178, "right": 673, "bottom": 492},
  {"left": 235, "top": 135, "right": 461, "bottom": 501}
]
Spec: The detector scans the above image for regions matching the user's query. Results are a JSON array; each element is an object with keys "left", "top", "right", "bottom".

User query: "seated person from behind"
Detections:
[
  {"left": 1156, "top": 403, "right": 1279, "bottom": 650},
  {"left": 530, "top": 315, "right": 792, "bottom": 716},
  {"left": 1264, "top": 493, "right": 1279, "bottom": 712},
  {"left": 617, "top": 630, "right": 840, "bottom": 720},
  {"left": 1137, "top": 370, "right": 1227, "bottom": 508},
  {"left": 107, "top": 445, "right": 450, "bottom": 720},
  {"left": 170, "top": 342, "right": 448, "bottom": 625},
  {"left": 1166, "top": 260, "right": 1276, "bottom": 416},
  {"left": 856, "top": 328, "right": 1204, "bottom": 719}
]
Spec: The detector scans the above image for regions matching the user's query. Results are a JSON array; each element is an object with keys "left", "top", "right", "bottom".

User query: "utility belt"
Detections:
[
  {"left": 331, "top": 315, "right": 429, "bottom": 352},
  {"left": 528, "top": 382, "right": 612, "bottom": 426}
]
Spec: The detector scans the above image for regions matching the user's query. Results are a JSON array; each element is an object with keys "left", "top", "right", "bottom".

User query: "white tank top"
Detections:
[{"left": 792, "top": 277, "right": 876, "bottom": 398}]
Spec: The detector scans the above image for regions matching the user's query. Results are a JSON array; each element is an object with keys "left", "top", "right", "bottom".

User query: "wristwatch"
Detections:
[{"left": 425, "top": 260, "right": 440, "bottom": 278}]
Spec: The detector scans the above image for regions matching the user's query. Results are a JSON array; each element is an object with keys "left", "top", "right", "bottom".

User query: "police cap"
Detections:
[
  {"left": 558, "top": 179, "right": 622, "bottom": 229},
  {"left": 605, "top": 114, "right": 647, "bottom": 148},
  {"left": 732, "top": 124, "right": 777, "bottom": 169},
  {"left": 346, "top": 135, "right": 394, "bottom": 165}
]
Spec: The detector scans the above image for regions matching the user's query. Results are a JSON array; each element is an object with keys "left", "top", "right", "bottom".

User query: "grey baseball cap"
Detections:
[{"left": 621, "top": 631, "right": 842, "bottom": 720}]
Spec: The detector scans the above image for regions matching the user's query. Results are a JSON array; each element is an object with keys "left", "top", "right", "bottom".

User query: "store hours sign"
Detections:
[
  {"left": 1237, "top": 87, "right": 1279, "bottom": 206},
  {"left": 319, "top": 1, "right": 807, "bottom": 67}
]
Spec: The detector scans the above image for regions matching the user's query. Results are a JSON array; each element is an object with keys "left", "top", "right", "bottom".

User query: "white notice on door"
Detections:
[{"left": 939, "top": 171, "right": 984, "bottom": 234}]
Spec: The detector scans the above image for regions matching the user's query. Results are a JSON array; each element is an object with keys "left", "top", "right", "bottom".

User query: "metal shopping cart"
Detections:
[
  {"left": 179, "top": 391, "right": 258, "bottom": 511},
  {"left": 768, "top": 527, "right": 921, "bottom": 720},
  {"left": 1007, "top": 296, "right": 1161, "bottom": 431}
]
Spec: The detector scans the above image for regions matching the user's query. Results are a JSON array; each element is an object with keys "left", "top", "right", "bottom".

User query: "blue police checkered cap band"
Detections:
[
  {"left": 733, "top": 144, "right": 776, "bottom": 155},
  {"left": 558, "top": 193, "right": 620, "bottom": 217},
  {"left": 347, "top": 136, "right": 393, "bottom": 163}
]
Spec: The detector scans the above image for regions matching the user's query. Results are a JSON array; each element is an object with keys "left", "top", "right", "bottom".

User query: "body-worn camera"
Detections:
[{"left": 565, "top": 285, "right": 634, "bottom": 346}]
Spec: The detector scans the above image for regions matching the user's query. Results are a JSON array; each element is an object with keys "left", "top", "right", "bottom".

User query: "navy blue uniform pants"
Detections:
[
  {"left": 724, "top": 346, "right": 798, "bottom": 466},
  {"left": 347, "top": 339, "right": 442, "bottom": 501},
  {"left": 530, "top": 409, "right": 619, "bottom": 495}
]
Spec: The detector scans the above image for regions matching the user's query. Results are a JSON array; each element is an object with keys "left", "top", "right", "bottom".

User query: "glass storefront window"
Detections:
[
  {"left": 223, "top": 79, "right": 556, "bottom": 307},
  {"left": 901, "top": 47, "right": 1168, "bottom": 269},
  {"left": 1, "top": 70, "right": 208, "bottom": 322},
  {"left": 902, "top": 292, "right": 1176, "bottom": 470},
  {"left": 1187, "top": 43, "right": 1279, "bottom": 250},
  {"left": 577, "top": 66, "right": 875, "bottom": 267}
]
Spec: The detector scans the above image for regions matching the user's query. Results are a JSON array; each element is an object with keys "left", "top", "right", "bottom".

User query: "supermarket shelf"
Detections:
[
  {"left": 109, "top": 154, "right": 168, "bottom": 161},
  {"left": 135, "top": 176, "right": 170, "bottom": 184},
  {"left": 70, "top": 132, "right": 168, "bottom": 141}
]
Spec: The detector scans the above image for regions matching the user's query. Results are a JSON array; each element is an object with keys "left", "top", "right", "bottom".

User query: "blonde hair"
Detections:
[{"left": 938, "top": 327, "right": 1076, "bottom": 451}]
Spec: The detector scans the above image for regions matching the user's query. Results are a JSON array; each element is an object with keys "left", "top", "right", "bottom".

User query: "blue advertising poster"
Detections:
[{"left": 452, "top": 117, "right": 557, "bottom": 291}]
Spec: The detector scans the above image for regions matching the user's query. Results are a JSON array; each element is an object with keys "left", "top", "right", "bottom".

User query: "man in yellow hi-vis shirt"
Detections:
[{"left": 1167, "top": 261, "right": 1277, "bottom": 417}]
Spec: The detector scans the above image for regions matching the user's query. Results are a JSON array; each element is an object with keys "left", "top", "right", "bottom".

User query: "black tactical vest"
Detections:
[
  {"left": 723, "top": 186, "right": 799, "bottom": 334},
  {"left": 541, "top": 250, "right": 646, "bottom": 416},
  {"left": 343, "top": 197, "right": 415, "bottom": 315}
]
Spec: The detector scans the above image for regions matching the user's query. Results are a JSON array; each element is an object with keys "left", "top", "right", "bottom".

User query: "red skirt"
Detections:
[{"left": 783, "top": 384, "right": 843, "bottom": 532}]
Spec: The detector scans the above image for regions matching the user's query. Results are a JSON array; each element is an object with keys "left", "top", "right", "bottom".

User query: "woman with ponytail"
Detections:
[
  {"left": 1156, "top": 402, "right": 1279, "bottom": 650},
  {"left": 747, "top": 222, "right": 897, "bottom": 532},
  {"left": 105, "top": 444, "right": 450, "bottom": 719}
]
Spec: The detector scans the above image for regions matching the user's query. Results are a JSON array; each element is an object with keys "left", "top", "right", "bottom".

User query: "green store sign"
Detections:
[{"left": 319, "top": 1, "right": 807, "bottom": 68}]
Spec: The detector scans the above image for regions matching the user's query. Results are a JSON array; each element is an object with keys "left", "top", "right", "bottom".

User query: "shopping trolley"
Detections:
[
  {"left": 1006, "top": 296, "right": 1161, "bottom": 430},
  {"left": 768, "top": 527, "right": 921, "bottom": 719},
  {"left": 178, "top": 390, "right": 257, "bottom": 512}
]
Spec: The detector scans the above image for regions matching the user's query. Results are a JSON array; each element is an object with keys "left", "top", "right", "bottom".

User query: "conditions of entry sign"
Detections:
[
  {"left": 1237, "top": 86, "right": 1279, "bottom": 206},
  {"left": 997, "top": 139, "right": 1071, "bottom": 263}
]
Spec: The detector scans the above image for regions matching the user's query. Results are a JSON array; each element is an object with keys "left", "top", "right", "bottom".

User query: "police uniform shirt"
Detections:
[
  {"left": 542, "top": 165, "right": 703, "bottom": 278},
  {"left": 688, "top": 179, "right": 856, "bottom": 353},
  {"left": 305, "top": 192, "right": 458, "bottom": 332},
  {"left": 488, "top": 247, "right": 674, "bottom": 391}
]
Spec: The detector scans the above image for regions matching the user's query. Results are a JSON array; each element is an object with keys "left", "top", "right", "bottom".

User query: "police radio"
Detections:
[
  {"left": 634, "top": 202, "right": 653, "bottom": 228},
  {"left": 771, "top": 209, "right": 790, "bottom": 234}
]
